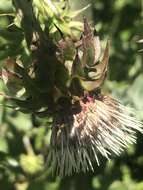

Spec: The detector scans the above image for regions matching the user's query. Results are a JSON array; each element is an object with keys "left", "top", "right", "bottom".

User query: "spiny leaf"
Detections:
[
  {"left": 71, "top": 50, "right": 84, "bottom": 77},
  {"left": 82, "top": 18, "right": 101, "bottom": 68},
  {"left": 95, "top": 40, "right": 110, "bottom": 77},
  {"left": 66, "top": 4, "right": 91, "bottom": 18},
  {"left": 80, "top": 41, "right": 110, "bottom": 91}
]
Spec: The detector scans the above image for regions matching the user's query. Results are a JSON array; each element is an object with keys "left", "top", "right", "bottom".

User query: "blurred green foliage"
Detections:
[{"left": 0, "top": 0, "right": 143, "bottom": 190}]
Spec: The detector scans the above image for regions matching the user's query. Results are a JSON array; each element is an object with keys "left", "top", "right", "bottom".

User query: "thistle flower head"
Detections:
[
  {"left": 27, "top": 17, "right": 142, "bottom": 176},
  {"left": 48, "top": 94, "right": 143, "bottom": 176},
  {"left": 45, "top": 18, "right": 143, "bottom": 176}
]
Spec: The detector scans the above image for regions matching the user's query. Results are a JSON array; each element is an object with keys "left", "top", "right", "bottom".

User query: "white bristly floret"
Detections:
[{"left": 47, "top": 95, "right": 143, "bottom": 176}]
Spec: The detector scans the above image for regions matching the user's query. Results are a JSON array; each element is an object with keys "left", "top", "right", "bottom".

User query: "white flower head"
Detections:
[{"left": 47, "top": 94, "right": 143, "bottom": 176}]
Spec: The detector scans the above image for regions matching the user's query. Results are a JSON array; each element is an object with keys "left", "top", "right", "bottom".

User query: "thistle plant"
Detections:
[{"left": 0, "top": 0, "right": 143, "bottom": 177}]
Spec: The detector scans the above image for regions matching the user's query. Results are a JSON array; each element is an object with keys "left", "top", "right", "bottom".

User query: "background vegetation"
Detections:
[{"left": 0, "top": 0, "right": 143, "bottom": 189}]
